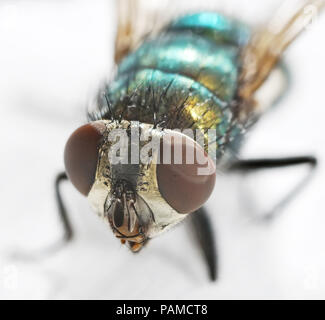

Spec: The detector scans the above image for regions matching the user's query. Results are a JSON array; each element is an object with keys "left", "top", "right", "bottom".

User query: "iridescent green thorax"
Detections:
[{"left": 91, "top": 12, "right": 251, "bottom": 158}]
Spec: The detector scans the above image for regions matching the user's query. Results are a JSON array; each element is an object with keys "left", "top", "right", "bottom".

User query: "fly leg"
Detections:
[
  {"left": 55, "top": 172, "right": 74, "bottom": 242},
  {"left": 9, "top": 172, "right": 73, "bottom": 261},
  {"left": 229, "top": 156, "right": 317, "bottom": 221},
  {"left": 190, "top": 207, "right": 217, "bottom": 281}
]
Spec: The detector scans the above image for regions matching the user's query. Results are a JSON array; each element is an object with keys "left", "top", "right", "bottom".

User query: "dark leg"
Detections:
[
  {"left": 190, "top": 207, "right": 217, "bottom": 281},
  {"left": 55, "top": 172, "right": 73, "bottom": 241},
  {"left": 230, "top": 156, "right": 317, "bottom": 220},
  {"left": 230, "top": 156, "right": 317, "bottom": 171}
]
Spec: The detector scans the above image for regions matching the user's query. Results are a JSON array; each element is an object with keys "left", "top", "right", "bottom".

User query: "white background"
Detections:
[{"left": 0, "top": 0, "right": 324, "bottom": 299}]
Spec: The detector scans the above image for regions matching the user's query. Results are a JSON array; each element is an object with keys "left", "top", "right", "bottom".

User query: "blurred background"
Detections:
[{"left": 0, "top": 0, "right": 324, "bottom": 299}]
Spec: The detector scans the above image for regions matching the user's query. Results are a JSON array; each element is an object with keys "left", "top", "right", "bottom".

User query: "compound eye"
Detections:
[
  {"left": 64, "top": 122, "right": 106, "bottom": 196},
  {"left": 157, "top": 132, "right": 216, "bottom": 214}
]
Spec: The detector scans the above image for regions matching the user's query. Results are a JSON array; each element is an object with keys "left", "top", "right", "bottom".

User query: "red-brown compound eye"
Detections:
[
  {"left": 157, "top": 132, "right": 216, "bottom": 214},
  {"left": 64, "top": 122, "right": 106, "bottom": 196}
]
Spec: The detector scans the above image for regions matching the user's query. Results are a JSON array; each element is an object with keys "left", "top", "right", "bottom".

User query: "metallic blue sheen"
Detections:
[
  {"left": 168, "top": 12, "right": 250, "bottom": 46},
  {"left": 118, "top": 33, "right": 239, "bottom": 102}
]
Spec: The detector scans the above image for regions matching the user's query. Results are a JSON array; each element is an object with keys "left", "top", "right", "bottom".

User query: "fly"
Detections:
[{"left": 53, "top": 0, "right": 323, "bottom": 281}]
